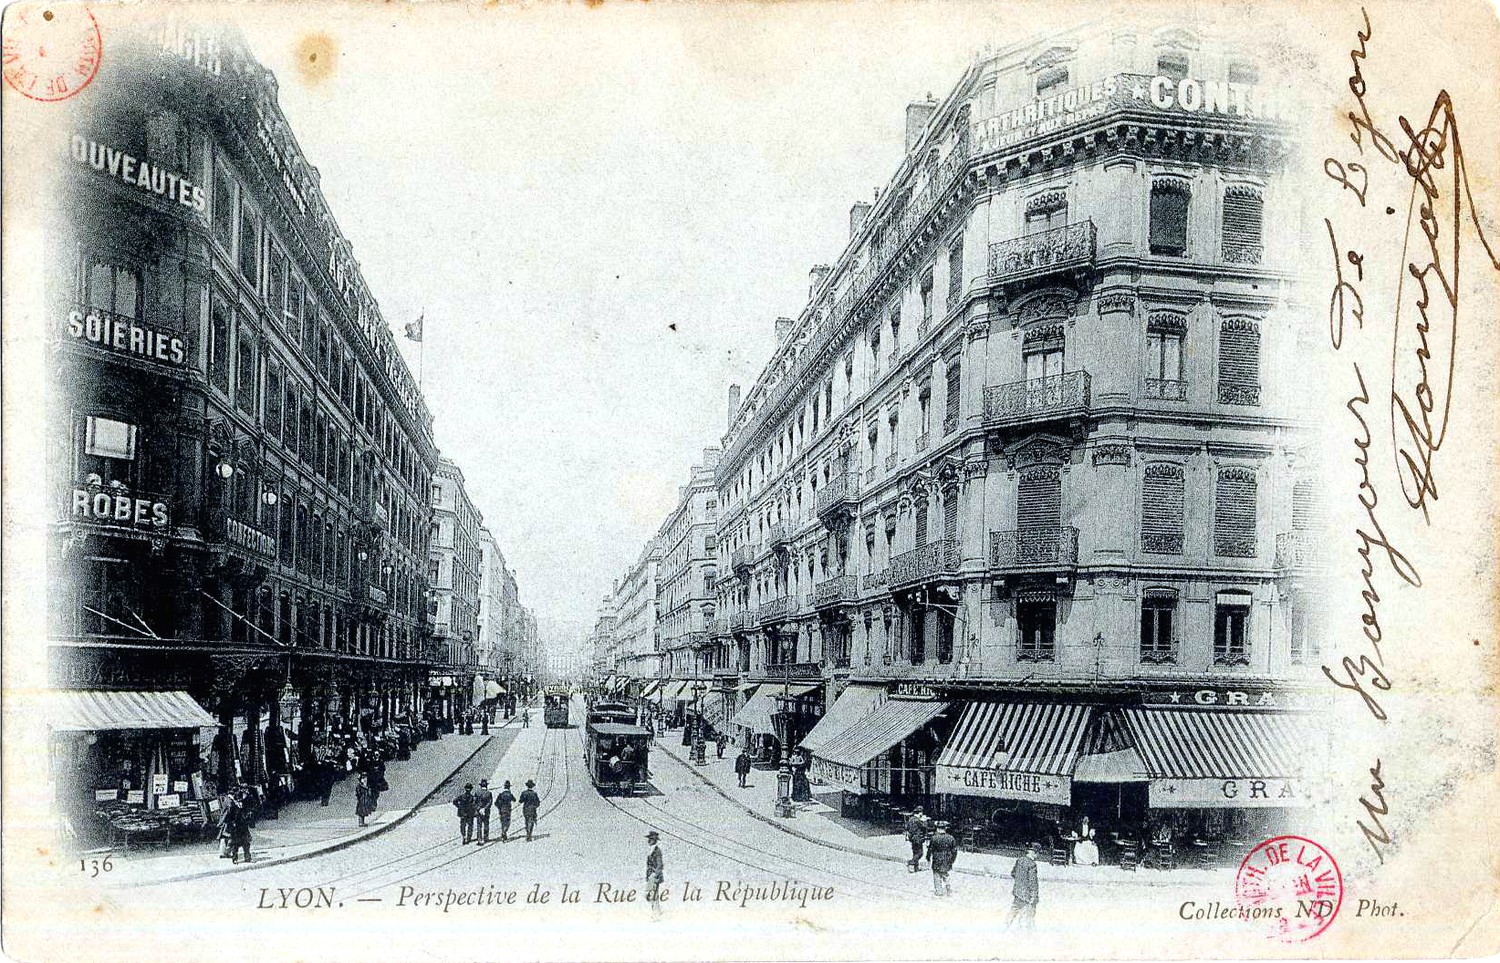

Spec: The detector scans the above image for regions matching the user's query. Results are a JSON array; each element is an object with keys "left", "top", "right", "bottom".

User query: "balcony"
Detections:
[
  {"left": 864, "top": 466, "right": 877, "bottom": 486},
  {"left": 982, "top": 371, "right": 1091, "bottom": 429},
  {"left": 889, "top": 538, "right": 959, "bottom": 588},
  {"left": 990, "top": 527, "right": 1079, "bottom": 573},
  {"left": 705, "top": 618, "right": 725, "bottom": 637},
  {"left": 730, "top": 545, "right": 753, "bottom": 577},
  {"left": 1143, "top": 378, "right": 1188, "bottom": 401},
  {"left": 862, "top": 569, "right": 889, "bottom": 593},
  {"left": 757, "top": 597, "right": 790, "bottom": 624},
  {"left": 914, "top": 431, "right": 930, "bottom": 453},
  {"left": 988, "top": 220, "right": 1096, "bottom": 291},
  {"left": 1275, "top": 531, "right": 1322, "bottom": 573},
  {"left": 815, "top": 472, "right": 860, "bottom": 525},
  {"left": 1218, "top": 382, "right": 1262, "bottom": 406},
  {"left": 943, "top": 410, "right": 960, "bottom": 435},
  {"left": 1223, "top": 239, "right": 1264, "bottom": 265},
  {"left": 767, "top": 521, "right": 791, "bottom": 553},
  {"left": 814, "top": 574, "right": 858, "bottom": 610},
  {"left": 729, "top": 611, "right": 750, "bottom": 632},
  {"left": 884, "top": 452, "right": 898, "bottom": 471}
]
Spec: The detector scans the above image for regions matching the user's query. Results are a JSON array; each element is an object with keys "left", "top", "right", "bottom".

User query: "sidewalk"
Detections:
[
  {"left": 103, "top": 719, "right": 516, "bottom": 887},
  {"left": 651, "top": 735, "right": 1233, "bottom": 889}
]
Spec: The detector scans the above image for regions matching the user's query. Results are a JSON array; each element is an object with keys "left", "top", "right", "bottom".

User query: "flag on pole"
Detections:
[{"left": 404, "top": 312, "right": 424, "bottom": 342}]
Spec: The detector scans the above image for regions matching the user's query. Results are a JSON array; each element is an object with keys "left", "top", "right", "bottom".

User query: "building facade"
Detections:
[
  {"left": 613, "top": 539, "right": 663, "bottom": 684},
  {"left": 711, "top": 25, "right": 1319, "bottom": 842},
  {"left": 655, "top": 450, "right": 722, "bottom": 680},
  {"left": 429, "top": 458, "right": 481, "bottom": 676}
]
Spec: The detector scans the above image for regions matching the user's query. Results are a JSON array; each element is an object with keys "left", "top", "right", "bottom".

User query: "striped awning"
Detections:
[
  {"left": 640, "top": 680, "right": 663, "bottom": 698},
  {"left": 811, "top": 698, "right": 948, "bottom": 770},
  {"left": 46, "top": 689, "right": 217, "bottom": 732},
  {"left": 1121, "top": 708, "right": 1301, "bottom": 779},
  {"left": 800, "top": 683, "right": 886, "bottom": 755},
  {"left": 934, "top": 701, "right": 1092, "bottom": 804}
]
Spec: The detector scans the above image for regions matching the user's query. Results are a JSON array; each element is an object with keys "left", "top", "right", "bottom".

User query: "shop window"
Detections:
[
  {"left": 84, "top": 260, "right": 141, "bottom": 320},
  {"left": 77, "top": 559, "right": 138, "bottom": 636},
  {"left": 1141, "top": 463, "right": 1185, "bottom": 554},
  {"left": 209, "top": 293, "right": 231, "bottom": 393},
  {"left": 1140, "top": 592, "right": 1177, "bottom": 663},
  {"left": 1035, "top": 65, "right": 1069, "bottom": 97},
  {"left": 1222, "top": 186, "right": 1264, "bottom": 264},
  {"left": 1213, "top": 593, "right": 1252, "bottom": 665},
  {"left": 235, "top": 327, "right": 257, "bottom": 415},
  {"left": 85, "top": 416, "right": 137, "bottom": 461},
  {"left": 1017, "top": 600, "right": 1056, "bottom": 662},
  {"left": 211, "top": 163, "right": 236, "bottom": 252},
  {"left": 1214, "top": 467, "right": 1258, "bottom": 557},
  {"left": 1024, "top": 189, "right": 1068, "bottom": 235},
  {"left": 1149, "top": 180, "right": 1190, "bottom": 256},
  {"left": 237, "top": 206, "right": 260, "bottom": 286},
  {"left": 946, "top": 238, "right": 964, "bottom": 311},
  {"left": 1217, "top": 316, "right": 1261, "bottom": 405},
  {"left": 1144, "top": 313, "right": 1186, "bottom": 400},
  {"left": 1157, "top": 52, "right": 1190, "bottom": 81}
]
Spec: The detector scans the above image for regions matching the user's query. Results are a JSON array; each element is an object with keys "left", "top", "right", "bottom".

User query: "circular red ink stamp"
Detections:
[
  {"left": 3, "top": 6, "right": 102, "bottom": 102},
  {"left": 1235, "top": 835, "right": 1344, "bottom": 942}
]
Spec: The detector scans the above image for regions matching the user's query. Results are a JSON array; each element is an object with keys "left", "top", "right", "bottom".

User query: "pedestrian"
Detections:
[
  {"left": 904, "top": 806, "right": 932, "bottom": 872},
  {"left": 519, "top": 778, "right": 541, "bottom": 841},
  {"left": 1006, "top": 842, "right": 1041, "bottom": 931},
  {"left": 452, "top": 783, "right": 476, "bottom": 844},
  {"left": 734, "top": 748, "right": 752, "bottom": 788},
  {"left": 480, "top": 711, "right": 489, "bottom": 735},
  {"left": 355, "top": 773, "right": 377, "bottom": 828},
  {"left": 495, "top": 780, "right": 516, "bottom": 841},
  {"left": 928, "top": 820, "right": 957, "bottom": 897},
  {"left": 369, "top": 757, "right": 388, "bottom": 802},
  {"left": 316, "top": 757, "right": 335, "bottom": 807},
  {"left": 644, "top": 830, "right": 664, "bottom": 920},
  {"left": 472, "top": 779, "right": 494, "bottom": 844},
  {"left": 223, "top": 788, "right": 253, "bottom": 864},
  {"left": 521, "top": 708, "right": 531, "bottom": 729},
  {"left": 715, "top": 732, "right": 727, "bottom": 759}
]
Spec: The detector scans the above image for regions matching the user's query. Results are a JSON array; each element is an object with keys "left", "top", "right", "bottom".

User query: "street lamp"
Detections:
[
  {"left": 691, "top": 681, "right": 707, "bottom": 765},
  {"left": 215, "top": 460, "right": 235, "bottom": 480}
]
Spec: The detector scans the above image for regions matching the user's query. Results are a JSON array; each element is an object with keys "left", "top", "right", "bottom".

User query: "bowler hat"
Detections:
[
  {"left": 464, "top": 783, "right": 473, "bottom": 790},
  {"left": 645, "top": 831, "right": 660, "bottom": 841},
  {"left": 526, "top": 779, "right": 535, "bottom": 788}
]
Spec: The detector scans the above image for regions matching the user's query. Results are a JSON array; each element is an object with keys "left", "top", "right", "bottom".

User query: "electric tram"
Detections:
[
  {"left": 584, "top": 711, "right": 651, "bottom": 795},
  {"left": 543, "top": 685, "right": 571, "bottom": 728}
]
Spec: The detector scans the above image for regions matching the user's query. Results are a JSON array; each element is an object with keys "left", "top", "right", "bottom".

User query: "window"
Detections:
[
  {"left": 1145, "top": 313, "right": 1186, "bottom": 400},
  {"left": 1025, "top": 190, "right": 1068, "bottom": 235},
  {"left": 85, "top": 416, "right": 137, "bottom": 460},
  {"left": 936, "top": 611, "right": 954, "bottom": 664},
  {"left": 1141, "top": 463, "right": 1185, "bottom": 554},
  {"left": 1214, "top": 593, "right": 1252, "bottom": 665},
  {"left": 209, "top": 293, "right": 231, "bottom": 393},
  {"left": 145, "top": 109, "right": 186, "bottom": 170},
  {"left": 1292, "top": 476, "right": 1322, "bottom": 531},
  {"left": 237, "top": 205, "right": 260, "bottom": 286},
  {"left": 278, "top": 494, "right": 294, "bottom": 565},
  {"left": 943, "top": 491, "right": 959, "bottom": 541},
  {"left": 947, "top": 238, "right": 964, "bottom": 311},
  {"left": 919, "top": 269, "right": 934, "bottom": 325},
  {"left": 1149, "top": 180, "right": 1190, "bottom": 256},
  {"left": 235, "top": 327, "right": 257, "bottom": 415},
  {"left": 1023, "top": 331, "right": 1064, "bottom": 382},
  {"left": 1289, "top": 597, "right": 1316, "bottom": 664},
  {"left": 84, "top": 261, "right": 141, "bottom": 320},
  {"left": 211, "top": 164, "right": 236, "bottom": 252},
  {"left": 1222, "top": 186, "right": 1264, "bottom": 264},
  {"left": 1214, "top": 467, "right": 1258, "bottom": 557},
  {"left": 1228, "top": 62, "right": 1260, "bottom": 86},
  {"left": 1217, "top": 316, "right": 1261, "bottom": 405},
  {"left": 1017, "top": 599, "right": 1056, "bottom": 661},
  {"left": 267, "top": 247, "right": 287, "bottom": 318},
  {"left": 1035, "top": 65, "right": 1069, "bottom": 97},
  {"left": 869, "top": 325, "right": 881, "bottom": 374},
  {"left": 889, "top": 304, "right": 901, "bottom": 355},
  {"left": 1157, "top": 52, "right": 1190, "bottom": 81},
  {"left": 264, "top": 360, "right": 283, "bottom": 437},
  {"left": 943, "top": 358, "right": 961, "bottom": 432},
  {"left": 1140, "top": 592, "right": 1177, "bottom": 663},
  {"left": 918, "top": 387, "right": 931, "bottom": 438}
]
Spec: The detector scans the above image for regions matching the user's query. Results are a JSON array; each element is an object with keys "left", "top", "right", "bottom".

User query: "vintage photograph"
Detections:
[{"left": 4, "top": 1, "right": 1498, "bottom": 960}]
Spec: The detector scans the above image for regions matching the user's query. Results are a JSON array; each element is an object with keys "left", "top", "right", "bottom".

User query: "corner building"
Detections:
[{"left": 713, "top": 25, "right": 1323, "bottom": 856}]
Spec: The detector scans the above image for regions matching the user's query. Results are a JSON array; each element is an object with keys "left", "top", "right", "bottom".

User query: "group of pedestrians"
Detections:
[
  {"left": 452, "top": 778, "right": 541, "bottom": 844},
  {"left": 900, "top": 805, "right": 1040, "bottom": 922}
]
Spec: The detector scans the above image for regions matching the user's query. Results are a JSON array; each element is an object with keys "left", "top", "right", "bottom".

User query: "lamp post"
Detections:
[{"left": 691, "top": 681, "right": 707, "bottom": 765}]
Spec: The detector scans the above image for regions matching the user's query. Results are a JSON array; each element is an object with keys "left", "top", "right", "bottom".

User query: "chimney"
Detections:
[
  {"left": 849, "top": 201, "right": 872, "bottom": 238},
  {"left": 775, "top": 316, "right": 794, "bottom": 343},
  {"left": 727, "top": 384, "right": 741, "bottom": 426},
  {"left": 905, "top": 98, "right": 939, "bottom": 152},
  {"left": 809, "top": 264, "right": 831, "bottom": 297}
]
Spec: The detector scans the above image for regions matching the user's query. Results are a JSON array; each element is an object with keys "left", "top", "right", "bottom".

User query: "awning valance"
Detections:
[
  {"left": 935, "top": 701, "right": 1092, "bottom": 804},
  {"left": 46, "top": 689, "right": 218, "bottom": 732},
  {"left": 812, "top": 698, "right": 947, "bottom": 770},
  {"left": 1121, "top": 707, "right": 1309, "bottom": 808},
  {"left": 800, "top": 683, "right": 886, "bottom": 755}
]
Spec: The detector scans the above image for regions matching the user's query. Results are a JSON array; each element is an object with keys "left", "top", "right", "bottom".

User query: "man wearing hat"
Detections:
[
  {"left": 452, "top": 783, "right": 476, "bottom": 845},
  {"left": 644, "top": 831, "right": 664, "bottom": 920},
  {"left": 927, "top": 820, "right": 958, "bottom": 897},
  {"left": 904, "top": 806, "right": 932, "bottom": 872},
  {"left": 1006, "top": 842, "right": 1041, "bottom": 930},
  {"left": 519, "top": 779, "right": 541, "bottom": 841},
  {"left": 494, "top": 780, "right": 516, "bottom": 842},
  {"left": 472, "top": 779, "right": 494, "bottom": 844}
]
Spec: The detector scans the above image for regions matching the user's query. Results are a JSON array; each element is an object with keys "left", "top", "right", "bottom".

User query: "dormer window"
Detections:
[
  {"left": 1157, "top": 52, "right": 1190, "bottom": 82},
  {"left": 1035, "top": 65, "right": 1069, "bottom": 98}
]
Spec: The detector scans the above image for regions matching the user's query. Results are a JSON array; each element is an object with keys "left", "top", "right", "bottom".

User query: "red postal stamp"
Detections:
[
  {"left": 1235, "top": 835, "right": 1344, "bottom": 942},
  {"left": 3, "top": 6, "right": 102, "bottom": 102}
]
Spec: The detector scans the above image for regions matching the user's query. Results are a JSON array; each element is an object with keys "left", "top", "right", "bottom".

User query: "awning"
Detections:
[
  {"left": 640, "top": 680, "right": 663, "bottom": 698},
  {"left": 1121, "top": 707, "right": 1309, "bottom": 808},
  {"left": 800, "top": 683, "right": 886, "bottom": 755},
  {"left": 935, "top": 701, "right": 1092, "bottom": 804},
  {"left": 810, "top": 697, "right": 948, "bottom": 793},
  {"left": 736, "top": 681, "right": 761, "bottom": 694},
  {"left": 729, "top": 687, "right": 778, "bottom": 732},
  {"left": 484, "top": 681, "right": 504, "bottom": 700},
  {"left": 46, "top": 690, "right": 218, "bottom": 732},
  {"left": 695, "top": 695, "right": 729, "bottom": 729},
  {"left": 665, "top": 681, "right": 691, "bottom": 701}
]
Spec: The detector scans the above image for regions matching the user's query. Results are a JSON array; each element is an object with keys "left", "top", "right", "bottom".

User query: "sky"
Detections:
[{"left": 236, "top": 3, "right": 1018, "bottom": 642}]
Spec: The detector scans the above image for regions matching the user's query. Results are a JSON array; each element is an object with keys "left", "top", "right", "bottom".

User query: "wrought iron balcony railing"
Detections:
[
  {"left": 990, "top": 527, "right": 1079, "bottom": 570},
  {"left": 1144, "top": 378, "right": 1188, "bottom": 401},
  {"left": 983, "top": 371, "right": 1091, "bottom": 428},
  {"left": 1217, "top": 382, "right": 1261, "bottom": 406},
  {"left": 862, "top": 569, "right": 889, "bottom": 593},
  {"left": 914, "top": 431, "right": 930, "bottom": 453},
  {"left": 757, "top": 597, "right": 790, "bottom": 623},
  {"left": 1215, "top": 532, "right": 1258, "bottom": 558},
  {"left": 814, "top": 574, "right": 858, "bottom": 608},
  {"left": 814, "top": 472, "right": 860, "bottom": 521},
  {"left": 1141, "top": 532, "right": 1184, "bottom": 555},
  {"left": 890, "top": 539, "right": 959, "bottom": 587},
  {"left": 884, "top": 452, "right": 898, "bottom": 471},
  {"left": 1275, "top": 531, "right": 1321, "bottom": 571},
  {"left": 943, "top": 410, "right": 960, "bottom": 435},
  {"left": 767, "top": 521, "right": 791, "bottom": 550},
  {"left": 988, "top": 220, "right": 1096, "bottom": 289},
  {"left": 864, "top": 466, "right": 877, "bottom": 485},
  {"left": 1139, "top": 645, "right": 1179, "bottom": 666},
  {"left": 1223, "top": 240, "right": 1264, "bottom": 264},
  {"left": 728, "top": 611, "right": 749, "bottom": 631}
]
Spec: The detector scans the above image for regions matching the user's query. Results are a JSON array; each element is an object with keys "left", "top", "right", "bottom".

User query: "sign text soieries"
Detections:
[
  {"left": 969, "top": 73, "right": 1287, "bottom": 154},
  {"left": 67, "top": 307, "right": 186, "bottom": 365}
]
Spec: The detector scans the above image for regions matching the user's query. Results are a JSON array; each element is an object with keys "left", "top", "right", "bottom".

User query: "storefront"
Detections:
[
  {"left": 729, "top": 681, "right": 821, "bottom": 765},
  {"left": 806, "top": 683, "right": 949, "bottom": 818}
]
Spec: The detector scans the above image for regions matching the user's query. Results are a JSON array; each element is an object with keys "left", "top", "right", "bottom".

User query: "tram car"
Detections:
[
  {"left": 584, "top": 718, "right": 652, "bottom": 795},
  {"left": 586, "top": 700, "right": 637, "bottom": 727},
  {"left": 543, "top": 685, "right": 571, "bottom": 728}
]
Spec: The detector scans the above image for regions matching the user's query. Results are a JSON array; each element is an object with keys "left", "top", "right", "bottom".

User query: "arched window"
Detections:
[
  {"left": 1214, "top": 467, "right": 1258, "bottom": 557},
  {"left": 1025, "top": 189, "right": 1069, "bottom": 235},
  {"left": 1222, "top": 185, "right": 1264, "bottom": 264},
  {"left": 1217, "top": 316, "right": 1262, "bottom": 405},
  {"left": 1150, "top": 179, "right": 1191, "bottom": 256},
  {"left": 1142, "top": 463, "right": 1185, "bottom": 554}
]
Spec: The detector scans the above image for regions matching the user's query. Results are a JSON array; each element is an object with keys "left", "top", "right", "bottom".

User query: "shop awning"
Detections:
[
  {"left": 934, "top": 701, "right": 1092, "bottom": 804},
  {"left": 695, "top": 694, "right": 729, "bottom": 729},
  {"left": 640, "top": 680, "right": 663, "bottom": 698},
  {"left": 812, "top": 698, "right": 948, "bottom": 770},
  {"left": 736, "top": 681, "right": 761, "bottom": 694},
  {"left": 484, "top": 681, "right": 504, "bottom": 700},
  {"left": 729, "top": 687, "right": 778, "bottom": 732},
  {"left": 46, "top": 689, "right": 218, "bottom": 732},
  {"left": 663, "top": 680, "right": 689, "bottom": 701},
  {"left": 799, "top": 683, "right": 886, "bottom": 755},
  {"left": 1121, "top": 707, "right": 1309, "bottom": 808}
]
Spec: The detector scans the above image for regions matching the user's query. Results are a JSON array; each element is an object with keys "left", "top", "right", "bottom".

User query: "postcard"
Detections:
[{"left": 3, "top": 0, "right": 1498, "bottom": 960}]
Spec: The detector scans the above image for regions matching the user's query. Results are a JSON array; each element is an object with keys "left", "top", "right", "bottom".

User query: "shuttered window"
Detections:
[
  {"left": 1214, "top": 467, "right": 1258, "bottom": 557},
  {"left": 943, "top": 358, "right": 962, "bottom": 432},
  {"left": 1141, "top": 463, "right": 1184, "bottom": 554},
  {"left": 944, "top": 493, "right": 959, "bottom": 541},
  {"left": 1217, "top": 317, "right": 1261, "bottom": 405},
  {"left": 914, "top": 500, "right": 928, "bottom": 546},
  {"left": 947, "top": 239, "right": 964, "bottom": 310},
  {"left": 1222, "top": 187, "right": 1264, "bottom": 263},
  {"left": 1017, "top": 466, "right": 1062, "bottom": 530},
  {"left": 1292, "top": 476, "right": 1321, "bottom": 530},
  {"left": 1149, "top": 181, "right": 1190, "bottom": 256}
]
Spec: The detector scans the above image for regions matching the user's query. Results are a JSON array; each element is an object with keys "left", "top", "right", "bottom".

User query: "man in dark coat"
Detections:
[
  {"left": 452, "top": 783, "right": 476, "bottom": 844},
  {"left": 905, "top": 807, "right": 932, "bottom": 872},
  {"left": 519, "top": 779, "right": 541, "bottom": 841},
  {"left": 927, "top": 820, "right": 958, "bottom": 897},
  {"left": 495, "top": 780, "right": 516, "bottom": 841},
  {"left": 472, "top": 779, "right": 494, "bottom": 844},
  {"left": 644, "top": 830, "right": 664, "bottom": 920},
  {"left": 1007, "top": 842, "right": 1041, "bottom": 930},
  {"left": 734, "top": 749, "right": 752, "bottom": 788}
]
